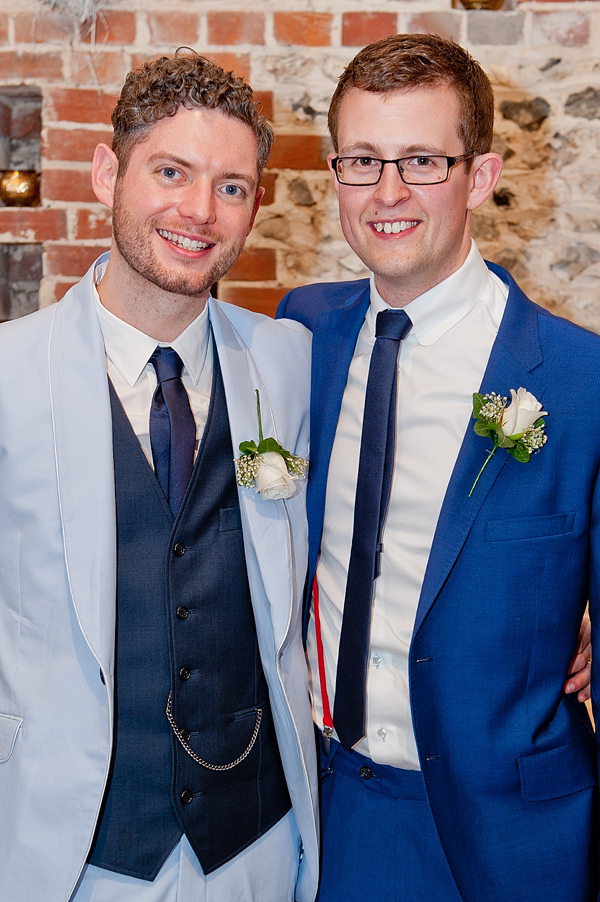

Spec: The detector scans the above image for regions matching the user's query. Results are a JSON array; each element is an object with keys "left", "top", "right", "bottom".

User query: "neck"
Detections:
[
  {"left": 97, "top": 251, "right": 209, "bottom": 342},
  {"left": 375, "top": 248, "right": 473, "bottom": 309}
]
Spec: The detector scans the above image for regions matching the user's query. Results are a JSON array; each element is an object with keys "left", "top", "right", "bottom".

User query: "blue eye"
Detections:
[
  {"left": 222, "top": 184, "right": 245, "bottom": 197},
  {"left": 161, "top": 167, "right": 179, "bottom": 179}
]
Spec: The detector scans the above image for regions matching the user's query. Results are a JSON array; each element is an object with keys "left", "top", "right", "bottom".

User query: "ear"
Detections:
[
  {"left": 327, "top": 152, "right": 341, "bottom": 199},
  {"left": 91, "top": 143, "right": 119, "bottom": 209},
  {"left": 247, "top": 185, "right": 265, "bottom": 234},
  {"left": 467, "top": 153, "right": 503, "bottom": 212}
]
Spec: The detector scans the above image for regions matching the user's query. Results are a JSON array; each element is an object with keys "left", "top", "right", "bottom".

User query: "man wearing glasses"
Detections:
[{"left": 278, "top": 34, "right": 600, "bottom": 902}]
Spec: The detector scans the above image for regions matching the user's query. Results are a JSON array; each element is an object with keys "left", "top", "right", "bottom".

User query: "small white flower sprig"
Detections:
[
  {"left": 235, "top": 390, "right": 308, "bottom": 501},
  {"left": 468, "top": 387, "right": 548, "bottom": 497}
]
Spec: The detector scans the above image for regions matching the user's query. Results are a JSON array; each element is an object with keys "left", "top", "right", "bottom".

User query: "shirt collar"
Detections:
[
  {"left": 369, "top": 240, "right": 492, "bottom": 347},
  {"left": 93, "top": 257, "right": 211, "bottom": 387}
]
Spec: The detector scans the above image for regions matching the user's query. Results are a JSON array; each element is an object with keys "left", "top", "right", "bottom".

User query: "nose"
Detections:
[
  {"left": 373, "top": 160, "right": 411, "bottom": 207},
  {"left": 176, "top": 178, "right": 216, "bottom": 225}
]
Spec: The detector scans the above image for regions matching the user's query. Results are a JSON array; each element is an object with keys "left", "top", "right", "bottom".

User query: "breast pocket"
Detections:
[
  {"left": 219, "top": 507, "right": 242, "bottom": 532},
  {"left": 485, "top": 512, "right": 575, "bottom": 543},
  {"left": 0, "top": 712, "right": 23, "bottom": 762}
]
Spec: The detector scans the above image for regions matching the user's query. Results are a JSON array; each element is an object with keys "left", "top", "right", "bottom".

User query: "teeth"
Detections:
[
  {"left": 374, "top": 221, "right": 418, "bottom": 233},
  {"left": 158, "top": 229, "right": 210, "bottom": 251}
]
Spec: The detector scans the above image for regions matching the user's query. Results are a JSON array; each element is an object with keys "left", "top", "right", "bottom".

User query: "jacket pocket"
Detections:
[
  {"left": 0, "top": 712, "right": 23, "bottom": 762},
  {"left": 219, "top": 507, "right": 242, "bottom": 532},
  {"left": 485, "top": 511, "right": 575, "bottom": 543},
  {"left": 518, "top": 734, "right": 596, "bottom": 801}
]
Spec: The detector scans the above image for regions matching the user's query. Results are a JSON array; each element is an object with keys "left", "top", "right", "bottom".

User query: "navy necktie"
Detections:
[
  {"left": 333, "top": 309, "right": 412, "bottom": 750},
  {"left": 149, "top": 347, "right": 196, "bottom": 515}
]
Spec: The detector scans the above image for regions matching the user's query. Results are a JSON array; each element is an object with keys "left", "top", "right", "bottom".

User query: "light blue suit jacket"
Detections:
[
  {"left": 0, "top": 255, "right": 318, "bottom": 902},
  {"left": 278, "top": 263, "right": 600, "bottom": 902}
]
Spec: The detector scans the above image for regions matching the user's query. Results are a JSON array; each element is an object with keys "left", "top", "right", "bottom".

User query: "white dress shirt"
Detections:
[
  {"left": 93, "top": 259, "right": 213, "bottom": 458},
  {"left": 307, "top": 242, "right": 508, "bottom": 770},
  {"left": 82, "top": 261, "right": 304, "bottom": 899}
]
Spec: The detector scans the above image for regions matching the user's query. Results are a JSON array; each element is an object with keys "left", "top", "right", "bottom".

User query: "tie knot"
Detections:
[
  {"left": 375, "top": 309, "right": 412, "bottom": 342},
  {"left": 150, "top": 346, "right": 184, "bottom": 383}
]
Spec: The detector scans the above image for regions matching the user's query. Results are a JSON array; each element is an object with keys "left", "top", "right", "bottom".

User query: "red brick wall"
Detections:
[{"left": 0, "top": 2, "right": 597, "bottom": 323}]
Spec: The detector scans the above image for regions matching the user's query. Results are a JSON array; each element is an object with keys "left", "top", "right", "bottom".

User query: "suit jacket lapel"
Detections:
[
  {"left": 413, "top": 267, "right": 545, "bottom": 635},
  {"left": 307, "top": 284, "right": 371, "bottom": 573},
  {"left": 208, "top": 299, "right": 295, "bottom": 652},
  {"left": 48, "top": 258, "right": 117, "bottom": 673}
]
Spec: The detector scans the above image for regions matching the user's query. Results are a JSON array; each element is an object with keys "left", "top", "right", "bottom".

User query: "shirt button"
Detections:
[
  {"left": 176, "top": 606, "right": 189, "bottom": 620},
  {"left": 377, "top": 728, "right": 387, "bottom": 741},
  {"left": 359, "top": 766, "right": 372, "bottom": 780},
  {"left": 180, "top": 728, "right": 191, "bottom": 743},
  {"left": 179, "top": 666, "right": 191, "bottom": 681},
  {"left": 173, "top": 542, "right": 186, "bottom": 557},
  {"left": 180, "top": 790, "right": 193, "bottom": 805},
  {"left": 372, "top": 654, "right": 382, "bottom": 667}
]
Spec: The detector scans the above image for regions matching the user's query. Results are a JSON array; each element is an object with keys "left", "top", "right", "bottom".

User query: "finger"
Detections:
[
  {"left": 577, "top": 617, "right": 591, "bottom": 654},
  {"left": 569, "top": 650, "right": 590, "bottom": 675},
  {"left": 577, "top": 683, "right": 591, "bottom": 704},
  {"left": 564, "top": 661, "right": 591, "bottom": 696}
]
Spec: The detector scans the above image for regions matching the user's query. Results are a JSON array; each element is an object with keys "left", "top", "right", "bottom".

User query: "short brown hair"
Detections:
[
  {"left": 111, "top": 51, "right": 274, "bottom": 179},
  {"left": 328, "top": 34, "right": 495, "bottom": 157}
]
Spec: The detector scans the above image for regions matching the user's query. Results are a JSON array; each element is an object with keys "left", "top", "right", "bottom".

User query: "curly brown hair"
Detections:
[
  {"left": 111, "top": 51, "right": 274, "bottom": 180},
  {"left": 328, "top": 34, "right": 495, "bottom": 158}
]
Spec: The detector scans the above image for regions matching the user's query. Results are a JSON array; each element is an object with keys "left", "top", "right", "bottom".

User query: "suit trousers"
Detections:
[
  {"left": 317, "top": 737, "right": 462, "bottom": 902},
  {"left": 70, "top": 811, "right": 300, "bottom": 902}
]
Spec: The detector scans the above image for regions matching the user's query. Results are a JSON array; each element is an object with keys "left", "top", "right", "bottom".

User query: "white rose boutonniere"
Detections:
[
  {"left": 469, "top": 387, "right": 548, "bottom": 497},
  {"left": 235, "top": 390, "right": 307, "bottom": 501}
]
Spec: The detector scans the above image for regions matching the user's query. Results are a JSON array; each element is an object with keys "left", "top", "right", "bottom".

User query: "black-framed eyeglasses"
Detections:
[{"left": 331, "top": 153, "right": 477, "bottom": 186}]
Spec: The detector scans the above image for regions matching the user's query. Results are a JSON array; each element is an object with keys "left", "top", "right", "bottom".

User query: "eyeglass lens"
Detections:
[{"left": 337, "top": 155, "right": 451, "bottom": 185}]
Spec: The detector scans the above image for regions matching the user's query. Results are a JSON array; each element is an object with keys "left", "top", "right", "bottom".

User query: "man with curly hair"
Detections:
[{"left": 0, "top": 53, "right": 318, "bottom": 902}]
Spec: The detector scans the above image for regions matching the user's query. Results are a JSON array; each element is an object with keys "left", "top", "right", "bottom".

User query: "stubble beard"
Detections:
[{"left": 111, "top": 195, "right": 246, "bottom": 299}]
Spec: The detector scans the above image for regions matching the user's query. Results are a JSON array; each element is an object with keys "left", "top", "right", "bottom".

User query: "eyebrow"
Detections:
[
  {"left": 147, "top": 153, "right": 257, "bottom": 189},
  {"left": 339, "top": 143, "right": 449, "bottom": 157}
]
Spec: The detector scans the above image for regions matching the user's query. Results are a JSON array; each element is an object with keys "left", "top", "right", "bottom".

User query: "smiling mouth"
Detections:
[
  {"left": 157, "top": 229, "right": 212, "bottom": 251},
  {"left": 373, "top": 220, "right": 419, "bottom": 234}
]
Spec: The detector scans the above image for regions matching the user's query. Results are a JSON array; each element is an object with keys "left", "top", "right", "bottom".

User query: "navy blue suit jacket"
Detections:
[{"left": 278, "top": 263, "right": 600, "bottom": 902}]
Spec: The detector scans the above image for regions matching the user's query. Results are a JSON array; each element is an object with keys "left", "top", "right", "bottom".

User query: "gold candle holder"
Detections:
[
  {"left": 0, "top": 170, "right": 40, "bottom": 206},
  {"left": 456, "top": 0, "right": 505, "bottom": 8}
]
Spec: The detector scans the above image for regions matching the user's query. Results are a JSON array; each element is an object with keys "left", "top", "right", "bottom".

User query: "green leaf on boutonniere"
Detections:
[
  {"left": 510, "top": 443, "right": 531, "bottom": 463},
  {"left": 497, "top": 431, "right": 516, "bottom": 450},
  {"left": 239, "top": 440, "right": 259, "bottom": 456},
  {"left": 257, "top": 436, "right": 285, "bottom": 455},
  {"left": 472, "top": 392, "right": 486, "bottom": 418}
]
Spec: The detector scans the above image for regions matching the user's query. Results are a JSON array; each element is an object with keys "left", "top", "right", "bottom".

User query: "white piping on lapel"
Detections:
[
  {"left": 208, "top": 298, "right": 295, "bottom": 652},
  {"left": 48, "top": 259, "right": 117, "bottom": 678}
]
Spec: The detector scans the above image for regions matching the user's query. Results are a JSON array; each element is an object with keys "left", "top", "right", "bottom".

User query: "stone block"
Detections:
[
  {"left": 532, "top": 11, "right": 590, "bottom": 46},
  {"left": 407, "top": 12, "right": 462, "bottom": 42},
  {"left": 565, "top": 87, "right": 600, "bottom": 120},
  {"left": 467, "top": 11, "right": 524, "bottom": 45}
]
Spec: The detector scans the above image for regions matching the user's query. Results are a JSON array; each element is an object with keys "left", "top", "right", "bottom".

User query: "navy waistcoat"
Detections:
[{"left": 88, "top": 354, "right": 291, "bottom": 880}]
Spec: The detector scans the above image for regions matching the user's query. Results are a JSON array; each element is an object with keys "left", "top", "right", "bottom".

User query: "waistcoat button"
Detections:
[
  {"left": 180, "top": 790, "right": 193, "bottom": 805},
  {"left": 179, "top": 666, "right": 191, "bottom": 681},
  {"left": 173, "top": 542, "right": 186, "bottom": 556}
]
